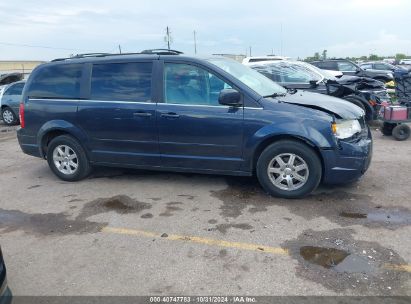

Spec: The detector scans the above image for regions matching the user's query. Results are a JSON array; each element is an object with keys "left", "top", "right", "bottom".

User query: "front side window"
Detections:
[
  {"left": 337, "top": 61, "right": 357, "bottom": 71},
  {"left": 164, "top": 63, "right": 232, "bottom": 106},
  {"left": 4, "top": 83, "right": 24, "bottom": 96},
  {"left": 91, "top": 62, "right": 152, "bottom": 102},
  {"left": 28, "top": 64, "right": 82, "bottom": 99}
]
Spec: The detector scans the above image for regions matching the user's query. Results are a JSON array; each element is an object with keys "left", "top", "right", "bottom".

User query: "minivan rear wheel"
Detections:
[
  {"left": 256, "top": 140, "right": 322, "bottom": 198},
  {"left": 46, "top": 135, "right": 91, "bottom": 181}
]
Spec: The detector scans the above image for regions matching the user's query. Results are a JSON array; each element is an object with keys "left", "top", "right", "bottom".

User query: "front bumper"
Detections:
[{"left": 321, "top": 127, "right": 373, "bottom": 184}]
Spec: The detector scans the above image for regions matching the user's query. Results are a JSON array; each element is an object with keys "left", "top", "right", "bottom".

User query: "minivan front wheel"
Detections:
[
  {"left": 47, "top": 135, "right": 91, "bottom": 181},
  {"left": 256, "top": 140, "right": 322, "bottom": 198}
]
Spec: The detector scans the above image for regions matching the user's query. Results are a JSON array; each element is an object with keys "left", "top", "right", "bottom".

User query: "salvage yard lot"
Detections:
[{"left": 0, "top": 122, "right": 410, "bottom": 296}]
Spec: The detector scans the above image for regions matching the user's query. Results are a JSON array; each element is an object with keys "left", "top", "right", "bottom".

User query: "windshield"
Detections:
[
  {"left": 207, "top": 58, "right": 287, "bottom": 97},
  {"left": 251, "top": 61, "right": 324, "bottom": 84}
]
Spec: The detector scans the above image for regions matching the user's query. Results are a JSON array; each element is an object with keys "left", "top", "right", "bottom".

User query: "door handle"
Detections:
[
  {"left": 161, "top": 112, "right": 180, "bottom": 119},
  {"left": 133, "top": 111, "right": 152, "bottom": 117}
]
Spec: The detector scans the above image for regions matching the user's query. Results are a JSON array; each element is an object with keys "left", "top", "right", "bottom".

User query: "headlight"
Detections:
[{"left": 332, "top": 120, "right": 362, "bottom": 139}]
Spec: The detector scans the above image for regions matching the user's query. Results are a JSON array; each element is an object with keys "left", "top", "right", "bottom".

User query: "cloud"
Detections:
[
  {"left": 0, "top": 0, "right": 410, "bottom": 60},
  {"left": 325, "top": 31, "right": 411, "bottom": 57}
]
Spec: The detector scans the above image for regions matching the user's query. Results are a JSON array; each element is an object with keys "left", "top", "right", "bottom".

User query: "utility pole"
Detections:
[
  {"left": 193, "top": 30, "right": 197, "bottom": 54},
  {"left": 118, "top": 45, "right": 122, "bottom": 54},
  {"left": 249, "top": 46, "right": 252, "bottom": 57},
  {"left": 165, "top": 26, "right": 171, "bottom": 50},
  {"left": 280, "top": 23, "right": 283, "bottom": 56}
]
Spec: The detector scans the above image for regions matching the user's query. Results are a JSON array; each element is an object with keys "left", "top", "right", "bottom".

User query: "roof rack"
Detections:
[
  {"left": 141, "top": 49, "right": 183, "bottom": 55},
  {"left": 51, "top": 49, "right": 183, "bottom": 62}
]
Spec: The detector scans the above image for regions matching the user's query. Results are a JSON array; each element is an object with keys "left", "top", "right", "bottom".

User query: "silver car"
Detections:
[{"left": 0, "top": 81, "right": 25, "bottom": 125}]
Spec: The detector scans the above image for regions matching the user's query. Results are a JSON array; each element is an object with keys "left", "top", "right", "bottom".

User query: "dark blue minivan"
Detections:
[{"left": 17, "top": 51, "right": 372, "bottom": 198}]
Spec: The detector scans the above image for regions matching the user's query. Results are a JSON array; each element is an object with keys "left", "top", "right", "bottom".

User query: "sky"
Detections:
[{"left": 0, "top": 0, "right": 410, "bottom": 61}]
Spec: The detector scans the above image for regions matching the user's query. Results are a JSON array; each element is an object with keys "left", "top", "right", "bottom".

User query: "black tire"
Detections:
[
  {"left": 343, "top": 95, "right": 372, "bottom": 121},
  {"left": 381, "top": 122, "right": 396, "bottom": 136},
  {"left": 46, "top": 135, "right": 91, "bottom": 181},
  {"left": 256, "top": 140, "right": 322, "bottom": 198},
  {"left": 392, "top": 124, "right": 410, "bottom": 141},
  {"left": 1, "top": 107, "right": 18, "bottom": 125}
]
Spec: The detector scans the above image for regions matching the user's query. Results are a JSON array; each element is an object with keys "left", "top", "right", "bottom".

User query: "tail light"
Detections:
[
  {"left": 19, "top": 103, "right": 25, "bottom": 128},
  {"left": 368, "top": 99, "right": 377, "bottom": 106}
]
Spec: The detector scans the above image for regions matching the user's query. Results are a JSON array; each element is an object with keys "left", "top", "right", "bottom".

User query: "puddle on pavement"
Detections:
[
  {"left": 283, "top": 228, "right": 409, "bottom": 295},
  {"left": 0, "top": 195, "right": 152, "bottom": 236},
  {"left": 211, "top": 176, "right": 411, "bottom": 230},
  {"left": 77, "top": 195, "right": 151, "bottom": 220},
  {"left": 0, "top": 208, "right": 105, "bottom": 236},
  {"left": 215, "top": 223, "right": 253, "bottom": 234},
  {"left": 340, "top": 210, "right": 411, "bottom": 225},
  {"left": 340, "top": 212, "right": 367, "bottom": 219},
  {"left": 300, "top": 246, "right": 374, "bottom": 274},
  {"left": 159, "top": 203, "right": 184, "bottom": 217}
]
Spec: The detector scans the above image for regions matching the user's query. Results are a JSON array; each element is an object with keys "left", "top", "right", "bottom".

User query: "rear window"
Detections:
[
  {"left": 312, "top": 61, "right": 337, "bottom": 70},
  {"left": 4, "top": 82, "right": 25, "bottom": 96},
  {"left": 27, "top": 64, "right": 82, "bottom": 99},
  {"left": 90, "top": 62, "right": 152, "bottom": 102}
]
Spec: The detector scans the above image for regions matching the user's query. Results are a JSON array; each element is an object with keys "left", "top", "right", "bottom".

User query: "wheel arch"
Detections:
[
  {"left": 37, "top": 120, "right": 90, "bottom": 159},
  {"left": 251, "top": 134, "right": 325, "bottom": 179}
]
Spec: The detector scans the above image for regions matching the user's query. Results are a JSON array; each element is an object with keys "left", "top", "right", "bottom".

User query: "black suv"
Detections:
[{"left": 311, "top": 59, "right": 394, "bottom": 82}]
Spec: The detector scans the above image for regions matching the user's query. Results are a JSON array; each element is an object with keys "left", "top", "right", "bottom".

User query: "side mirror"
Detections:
[
  {"left": 355, "top": 67, "right": 361, "bottom": 74},
  {"left": 309, "top": 80, "right": 318, "bottom": 88},
  {"left": 218, "top": 89, "right": 242, "bottom": 106}
]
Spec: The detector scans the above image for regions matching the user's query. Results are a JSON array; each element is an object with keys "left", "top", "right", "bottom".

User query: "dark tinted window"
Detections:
[
  {"left": 28, "top": 64, "right": 82, "bottom": 99},
  {"left": 91, "top": 62, "right": 152, "bottom": 102},
  {"left": 4, "top": 82, "right": 25, "bottom": 96},
  {"left": 374, "top": 63, "right": 391, "bottom": 70},
  {"left": 337, "top": 61, "right": 357, "bottom": 71},
  {"left": 360, "top": 63, "right": 372, "bottom": 70},
  {"left": 316, "top": 61, "right": 338, "bottom": 70}
]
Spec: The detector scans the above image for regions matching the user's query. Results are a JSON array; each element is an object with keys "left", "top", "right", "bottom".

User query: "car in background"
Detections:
[
  {"left": 242, "top": 55, "right": 289, "bottom": 65},
  {"left": 0, "top": 81, "right": 25, "bottom": 125},
  {"left": 249, "top": 60, "right": 389, "bottom": 121},
  {"left": 399, "top": 59, "right": 411, "bottom": 65},
  {"left": 311, "top": 59, "right": 394, "bottom": 83},
  {"left": 0, "top": 246, "right": 12, "bottom": 304},
  {"left": 383, "top": 58, "right": 396, "bottom": 64},
  {"left": 360, "top": 61, "right": 410, "bottom": 76},
  {"left": 0, "top": 73, "right": 24, "bottom": 86}
]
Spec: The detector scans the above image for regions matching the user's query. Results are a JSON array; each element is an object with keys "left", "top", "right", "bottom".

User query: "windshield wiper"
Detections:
[{"left": 263, "top": 92, "right": 287, "bottom": 98}]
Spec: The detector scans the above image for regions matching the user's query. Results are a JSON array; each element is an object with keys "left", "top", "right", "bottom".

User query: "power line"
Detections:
[{"left": 0, "top": 41, "right": 100, "bottom": 52}]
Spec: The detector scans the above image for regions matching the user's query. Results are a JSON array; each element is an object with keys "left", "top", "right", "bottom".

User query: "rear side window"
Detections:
[
  {"left": 90, "top": 62, "right": 152, "bottom": 102},
  {"left": 4, "top": 83, "right": 25, "bottom": 96},
  {"left": 27, "top": 64, "right": 82, "bottom": 99}
]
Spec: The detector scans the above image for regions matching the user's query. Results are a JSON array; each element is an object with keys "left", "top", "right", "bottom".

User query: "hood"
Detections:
[
  {"left": 275, "top": 91, "right": 364, "bottom": 120},
  {"left": 0, "top": 72, "right": 24, "bottom": 86},
  {"left": 336, "top": 75, "right": 385, "bottom": 88}
]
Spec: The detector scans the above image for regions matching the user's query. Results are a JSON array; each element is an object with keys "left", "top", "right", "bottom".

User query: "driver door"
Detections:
[{"left": 157, "top": 62, "right": 244, "bottom": 172}]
